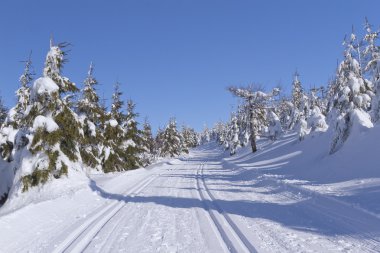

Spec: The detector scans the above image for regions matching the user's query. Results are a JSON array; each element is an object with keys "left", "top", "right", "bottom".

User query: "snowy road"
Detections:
[{"left": 1, "top": 142, "right": 380, "bottom": 252}]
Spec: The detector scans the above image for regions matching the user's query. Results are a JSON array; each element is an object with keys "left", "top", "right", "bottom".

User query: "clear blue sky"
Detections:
[{"left": 0, "top": 0, "right": 379, "bottom": 132}]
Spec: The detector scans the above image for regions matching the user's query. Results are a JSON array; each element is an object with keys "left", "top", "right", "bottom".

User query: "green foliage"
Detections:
[{"left": 22, "top": 169, "right": 50, "bottom": 192}]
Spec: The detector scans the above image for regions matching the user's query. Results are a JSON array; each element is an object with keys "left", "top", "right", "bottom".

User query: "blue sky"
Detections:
[{"left": 0, "top": 0, "right": 379, "bottom": 132}]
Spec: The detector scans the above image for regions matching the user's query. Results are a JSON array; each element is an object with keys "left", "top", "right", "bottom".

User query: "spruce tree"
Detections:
[
  {"left": 20, "top": 40, "right": 82, "bottom": 191},
  {"left": 161, "top": 118, "right": 182, "bottom": 157},
  {"left": 77, "top": 63, "right": 103, "bottom": 170},
  {"left": 102, "top": 82, "right": 127, "bottom": 172},
  {"left": 229, "top": 114, "right": 239, "bottom": 155},
  {"left": 0, "top": 96, "right": 7, "bottom": 127},
  {"left": 123, "top": 99, "right": 143, "bottom": 169},
  {"left": 141, "top": 119, "right": 155, "bottom": 166},
  {"left": 329, "top": 31, "right": 373, "bottom": 153}
]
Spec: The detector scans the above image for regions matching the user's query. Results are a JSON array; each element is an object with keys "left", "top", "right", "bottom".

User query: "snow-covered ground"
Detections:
[{"left": 1, "top": 127, "right": 380, "bottom": 252}]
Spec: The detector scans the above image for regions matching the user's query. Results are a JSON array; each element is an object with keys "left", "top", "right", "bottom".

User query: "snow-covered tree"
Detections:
[
  {"left": 181, "top": 126, "right": 198, "bottom": 150},
  {"left": 288, "top": 72, "right": 307, "bottom": 130},
  {"left": 44, "top": 39, "right": 77, "bottom": 94},
  {"left": 229, "top": 114, "right": 239, "bottom": 155},
  {"left": 228, "top": 85, "right": 279, "bottom": 153},
  {"left": 77, "top": 63, "right": 103, "bottom": 170},
  {"left": 123, "top": 99, "right": 143, "bottom": 169},
  {"left": 140, "top": 119, "right": 155, "bottom": 166},
  {"left": 267, "top": 110, "right": 282, "bottom": 140},
  {"left": 362, "top": 18, "right": 380, "bottom": 122},
  {"left": 329, "top": 31, "right": 374, "bottom": 153},
  {"left": 160, "top": 118, "right": 182, "bottom": 157},
  {"left": 12, "top": 55, "right": 34, "bottom": 128},
  {"left": 102, "top": 82, "right": 127, "bottom": 173},
  {"left": 0, "top": 96, "right": 7, "bottom": 127},
  {"left": 15, "top": 40, "right": 83, "bottom": 191}
]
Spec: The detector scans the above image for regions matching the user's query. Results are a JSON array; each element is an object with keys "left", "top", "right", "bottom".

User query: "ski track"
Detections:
[
  {"left": 196, "top": 162, "right": 258, "bottom": 253},
  {"left": 52, "top": 174, "right": 160, "bottom": 253}
]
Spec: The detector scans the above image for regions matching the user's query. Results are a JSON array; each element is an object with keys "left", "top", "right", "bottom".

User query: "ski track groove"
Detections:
[
  {"left": 196, "top": 162, "right": 258, "bottom": 253},
  {"left": 52, "top": 173, "right": 159, "bottom": 253}
]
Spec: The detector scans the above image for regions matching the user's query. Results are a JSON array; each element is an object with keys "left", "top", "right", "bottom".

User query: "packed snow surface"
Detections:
[{"left": 1, "top": 127, "right": 380, "bottom": 252}]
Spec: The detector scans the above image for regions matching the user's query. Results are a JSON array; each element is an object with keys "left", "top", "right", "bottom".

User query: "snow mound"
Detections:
[
  {"left": 31, "top": 77, "right": 59, "bottom": 99},
  {"left": 33, "top": 115, "right": 59, "bottom": 133}
]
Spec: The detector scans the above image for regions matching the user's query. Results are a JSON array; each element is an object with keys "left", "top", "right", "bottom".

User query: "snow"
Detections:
[
  {"left": 31, "top": 77, "right": 59, "bottom": 99},
  {"left": 1, "top": 125, "right": 380, "bottom": 252},
  {"left": 108, "top": 119, "right": 118, "bottom": 127},
  {"left": 33, "top": 115, "right": 59, "bottom": 133}
]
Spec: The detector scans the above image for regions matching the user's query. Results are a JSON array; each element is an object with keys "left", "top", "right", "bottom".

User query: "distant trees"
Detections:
[{"left": 210, "top": 18, "right": 379, "bottom": 156}]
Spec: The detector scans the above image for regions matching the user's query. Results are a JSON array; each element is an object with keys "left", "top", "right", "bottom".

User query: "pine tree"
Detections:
[
  {"left": 77, "top": 63, "right": 103, "bottom": 170},
  {"left": 362, "top": 18, "right": 380, "bottom": 122},
  {"left": 181, "top": 126, "right": 198, "bottom": 149},
  {"left": 288, "top": 72, "right": 306, "bottom": 130},
  {"left": 329, "top": 31, "right": 373, "bottom": 153},
  {"left": 102, "top": 82, "right": 127, "bottom": 173},
  {"left": 0, "top": 96, "right": 7, "bottom": 127},
  {"left": 228, "top": 86, "right": 279, "bottom": 153},
  {"left": 161, "top": 118, "right": 182, "bottom": 157},
  {"left": 141, "top": 119, "right": 155, "bottom": 166},
  {"left": 20, "top": 40, "right": 82, "bottom": 191},
  {"left": 12, "top": 54, "right": 34, "bottom": 128},
  {"left": 229, "top": 114, "right": 239, "bottom": 155},
  {"left": 123, "top": 99, "right": 143, "bottom": 169},
  {"left": 44, "top": 39, "right": 77, "bottom": 94}
]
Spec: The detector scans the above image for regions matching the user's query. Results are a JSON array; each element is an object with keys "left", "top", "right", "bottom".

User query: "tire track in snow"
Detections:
[
  {"left": 196, "top": 163, "right": 258, "bottom": 253},
  {"left": 52, "top": 173, "right": 159, "bottom": 253}
]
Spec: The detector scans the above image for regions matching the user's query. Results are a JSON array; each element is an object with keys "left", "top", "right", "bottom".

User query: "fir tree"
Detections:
[
  {"left": 329, "top": 31, "right": 373, "bottom": 153},
  {"left": 77, "top": 63, "right": 103, "bottom": 170},
  {"left": 0, "top": 96, "right": 7, "bottom": 127},
  {"left": 141, "top": 118, "right": 155, "bottom": 166},
  {"left": 102, "top": 82, "right": 127, "bottom": 173},
  {"left": 123, "top": 99, "right": 143, "bottom": 169},
  {"left": 160, "top": 118, "right": 182, "bottom": 157},
  {"left": 20, "top": 40, "right": 82, "bottom": 191},
  {"left": 229, "top": 114, "right": 239, "bottom": 155}
]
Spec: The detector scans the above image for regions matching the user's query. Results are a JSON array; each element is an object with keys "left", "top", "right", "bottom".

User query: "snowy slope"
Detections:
[{"left": 1, "top": 126, "right": 380, "bottom": 252}]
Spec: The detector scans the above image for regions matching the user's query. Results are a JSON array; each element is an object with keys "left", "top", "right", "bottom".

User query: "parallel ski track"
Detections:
[
  {"left": 196, "top": 162, "right": 258, "bottom": 253},
  {"left": 52, "top": 173, "right": 159, "bottom": 253}
]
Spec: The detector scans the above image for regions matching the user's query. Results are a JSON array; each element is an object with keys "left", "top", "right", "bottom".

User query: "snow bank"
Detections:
[{"left": 33, "top": 115, "right": 59, "bottom": 132}]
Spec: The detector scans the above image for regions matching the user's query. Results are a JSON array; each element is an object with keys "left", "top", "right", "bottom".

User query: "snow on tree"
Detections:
[
  {"left": 0, "top": 96, "right": 7, "bottom": 127},
  {"left": 181, "top": 125, "right": 198, "bottom": 150},
  {"left": 362, "top": 18, "right": 380, "bottom": 122},
  {"left": 160, "top": 118, "right": 183, "bottom": 157},
  {"left": 200, "top": 125, "right": 211, "bottom": 144},
  {"left": 267, "top": 110, "right": 283, "bottom": 140},
  {"left": 229, "top": 114, "right": 240, "bottom": 155},
  {"left": 123, "top": 99, "right": 143, "bottom": 169},
  {"left": 102, "top": 82, "right": 127, "bottom": 173},
  {"left": 228, "top": 85, "right": 279, "bottom": 153},
  {"left": 11, "top": 54, "right": 34, "bottom": 128},
  {"left": 140, "top": 119, "right": 155, "bottom": 166},
  {"left": 77, "top": 63, "right": 104, "bottom": 170},
  {"left": 288, "top": 72, "right": 307, "bottom": 130},
  {"left": 0, "top": 39, "right": 85, "bottom": 194},
  {"left": 43, "top": 39, "right": 77, "bottom": 94},
  {"left": 329, "top": 31, "right": 374, "bottom": 153}
]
